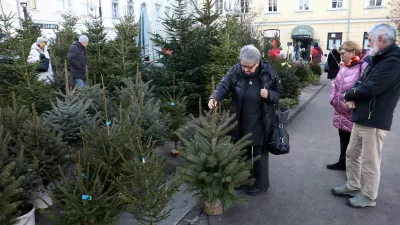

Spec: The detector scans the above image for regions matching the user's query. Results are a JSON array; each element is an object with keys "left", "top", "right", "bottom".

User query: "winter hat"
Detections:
[
  {"left": 314, "top": 42, "right": 319, "bottom": 47},
  {"left": 79, "top": 35, "right": 89, "bottom": 43},
  {"left": 36, "top": 37, "right": 46, "bottom": 45}
]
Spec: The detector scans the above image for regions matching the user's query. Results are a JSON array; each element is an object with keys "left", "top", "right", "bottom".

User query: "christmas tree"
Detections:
[
  {"left": 152, "top": 0, "right": 203, "bottom": 109},
  {"left": 42, "top": 140, "right": 119, "bottom": 225},
  {"left": 161, "top": 87, "right": 188, "bottom": 151},
  {"left": 20, "top": 106, "right": 71, "bottom": 186},
  {"left": 176, "top": 78, "right": 253, "bottom": 211},
  {"left": 83, "top": 14, "right": 110, "bottom": 84},
  {"left": 0, "top": 126, "right": 23, "bottom": 225},
  {"left": 106, "top": 15, "right": 141, "bottom": 85},
  {"left": 117, "top": 132, "right": 180, "bottom": 225},
  {"left": 204, "top": 17, "right": 241, "bottom": 94},
  {"left": 115, "top": 73, "right": 166, "bottom": 142},
  {"left": 43, "top": 90, "right": 94, "bottom": 143},
  {"left": 52, "top": 10, "right": 79, "bottom": 63}
]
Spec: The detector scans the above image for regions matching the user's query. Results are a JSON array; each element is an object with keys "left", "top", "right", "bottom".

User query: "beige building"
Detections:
[{"left": 217, "top": 0, "right": 393, "bottom": 60}]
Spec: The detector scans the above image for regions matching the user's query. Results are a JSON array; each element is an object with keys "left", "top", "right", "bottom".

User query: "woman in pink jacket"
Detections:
[{"left": 328, "top": 41, "right": 368, "bottom": 170}]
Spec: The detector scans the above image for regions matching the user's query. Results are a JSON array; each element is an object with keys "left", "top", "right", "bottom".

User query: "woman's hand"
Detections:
[
  {"left": 208, "top": 99, "right": 218, "bottom": 109},
  {"left": 260, "top": 88, "right": 269, "bottom": 99}
]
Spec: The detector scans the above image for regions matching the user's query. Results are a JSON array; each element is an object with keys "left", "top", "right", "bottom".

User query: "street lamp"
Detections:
[{"left": 20, "top": 1, "right": 28, "bottom": 21}]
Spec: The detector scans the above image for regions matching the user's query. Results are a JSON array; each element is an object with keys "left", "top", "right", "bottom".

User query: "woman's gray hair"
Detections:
[
  {"left": 239, "top": 45, "right": 261, "bottom": 64},
  {"left": 369, "top": 24, "right": 397, "bottom": 44}
]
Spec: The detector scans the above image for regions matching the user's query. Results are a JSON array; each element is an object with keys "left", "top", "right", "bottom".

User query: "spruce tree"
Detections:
[
  {"left": 106, "top": 15, "right": 141, "bottom": 86},
  {"left": 15, "top": 15, "right": 42, "bottom": 57},
  {"left": 43, "top": 90, "right": 94, "bottom": 143},
  {"left": 21, "top": 106, "right": 71, "bottom": 186},
  {"left": 53, "top": 10, "right": 79, "bottom": 63},
  {"left": 83, "top": 15, "right": 109, "bottom": 84},
  {"left": 176, "top": 79, "right": 253, "bottom": 210},
  {"left": 152, "top": 0, "right": 201, "bottom": 107},
  {"left": 42, "top": 142, "right": 119, "bottom": 225},
  {"left": 0, "top": 127, "right": 23, "bottom": 225},
  {"left": 161, "top": 88, "right": 188, "bottom": 151},
  {"left": 117, "top": 132, "right": 180, "bottom": 225}
]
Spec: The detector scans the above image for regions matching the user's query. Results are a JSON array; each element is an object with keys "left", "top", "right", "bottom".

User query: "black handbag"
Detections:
[
  {"left": 267, "top": 106, "right": 290, "bottom": 155},
  {"left": 36, "top": 50, "right": 49, "bottom": 72}
]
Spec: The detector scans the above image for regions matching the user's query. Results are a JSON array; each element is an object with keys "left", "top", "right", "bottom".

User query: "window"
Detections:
[
  {"left": 369, "top": 0, "right": 382, "bottom": 7},
  {"left": 127, "top": 0, "right": 134, "bottom": 16},
  {"left": 298, "top": 0, "right": 309, "bottom": 11},
  {"left": 216, "top": 0, "right": 223, "bottom": 14},
  {"left": 331, "top": 0, "right": 343, "bottom": 9},
  {"left": 241, "top": 0, "right": 249, "bottom": 14},
  {"left": 268, "top": 0, "right": 278, "bottom": 12},
  {"left": 30, "top": 0, "right": 37, "bottom": 9},
  {"left": 327, "top": 32, "right": 342, "bottom": 50},
  {"left": 363, "top": 32, "right": 369, "bottom": 50},
  {"left": 112, "top": 2, "right": 119, "bottom": 18}
]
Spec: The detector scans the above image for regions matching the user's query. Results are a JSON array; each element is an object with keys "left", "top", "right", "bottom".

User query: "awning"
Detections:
[{"left": 291, "top": 25, "right": 314, "bottom": 39}]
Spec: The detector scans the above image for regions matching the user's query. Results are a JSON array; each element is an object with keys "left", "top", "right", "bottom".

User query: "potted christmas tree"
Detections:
[{"left": 176, "top": 78, "right": 253, "bottom": 215}]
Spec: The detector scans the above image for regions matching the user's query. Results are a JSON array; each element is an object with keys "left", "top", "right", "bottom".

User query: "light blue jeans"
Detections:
[{"left": 73, "top": 79, "right": 86, "bottom": 89}]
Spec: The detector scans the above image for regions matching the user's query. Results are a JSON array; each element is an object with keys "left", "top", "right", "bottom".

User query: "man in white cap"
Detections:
[
  {"left": 27, "top": 36, "right": 53, "bottom": 82},
  {"left": 67, "top": 35, "right": 89, "bottom": 88}
]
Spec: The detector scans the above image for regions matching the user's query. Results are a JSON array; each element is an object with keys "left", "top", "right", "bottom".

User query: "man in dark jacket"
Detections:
[
  {"left": 208, "top": 45, "right": 283, "bottom": 195},
  {"left": 331, "top": 24, "right": 400, "bottom": 208},
  {"left": 67, "top": 35, "right": 89, "bottom": 88}
]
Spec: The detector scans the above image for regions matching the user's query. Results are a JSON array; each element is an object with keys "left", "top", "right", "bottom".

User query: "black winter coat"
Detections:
[
  {"left": 212, "top": 62, "right": 283, "bottom": 151},
  {"left": 327, "top": 49, "right": 341, "bottom": 79},
  {"left": 344, "top": 44, "right": 400, "bottom": 131},
  {"left": 67, "top": 42, "right": 89, "bottom": 79}
]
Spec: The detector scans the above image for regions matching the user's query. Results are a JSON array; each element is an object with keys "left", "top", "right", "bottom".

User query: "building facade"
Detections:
[{"left": 214, "top": 0, "right": 393, "bottom": 60}]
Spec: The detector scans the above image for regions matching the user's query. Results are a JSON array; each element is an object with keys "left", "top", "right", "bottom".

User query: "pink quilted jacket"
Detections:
[{"left": 330, "top": 61, "right": 368, "bottom": 132}]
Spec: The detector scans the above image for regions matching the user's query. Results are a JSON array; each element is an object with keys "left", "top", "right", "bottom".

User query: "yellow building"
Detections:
[{"left": 247, "top": 0, "right": 392, "bottom": 59}]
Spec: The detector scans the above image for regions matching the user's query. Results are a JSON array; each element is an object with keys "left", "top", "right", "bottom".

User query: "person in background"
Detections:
[
  {"left": 67, "top": 35, "right": 89, "bottom": 88},
  {"left": 327, "top": 44, "right": 341, "bottom": 81},
  {"left": 331, "top": 24, "right": 400, "bottom": 208},
  {"left": 328, "top": 41, "right": 367, "bottom": 171},
  {"left": 27, "top": 37, "right": 53, "bottom": 82},
  {"left": 208, "top": 45, "right": 283, "bottom": 195},
  {"left": 311, "top": 42, "right": 323, "bottom": 66}
]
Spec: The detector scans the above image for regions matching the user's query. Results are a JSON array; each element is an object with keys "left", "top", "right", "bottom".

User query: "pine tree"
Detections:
[
  {"left": 43, "top": 91, "right": 94, "bottom": 143},
  {"left": 106, "top": 15, "right": 141, "bottom": 86},
  {"left": 115, "top": 74, "right": 166, "bottom": 142},
  {"left": 42, "top": 142, "right": 119, "bottom": 225},
  {"left": 20, "top": 106, "right": 71, "bottom": 186},
  {"left": 117, "top": 133, "right": 180, "bottom": 225},
  {"left": 84, "top": 15, "right": 110, "bottom": 84},
  {"left": 204, "top": 18, "right": 241, "bottom": 94},
  {"left": 53, "top": 10, "right": 79, "bottom": 63},
  {"left": 176, "top": 78, "right": 253, "bottom": 210},
  {"left": 0, "top": 126, "right": 23, "bottom": 225},
  {"left": 0, "top": 162, "right": 23, "bottom": 224},
  {"left": 15, "top": 15, "right": 42, "bottom": 57},
  {"left": 152, "top": 0, "right": 201, "bottom": 108},
  {"left": 161, "top": 88, "right": 188, "bottom": 151}
]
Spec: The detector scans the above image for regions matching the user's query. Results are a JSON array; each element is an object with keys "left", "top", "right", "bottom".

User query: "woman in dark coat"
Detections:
[
  {"left": 327, "top": 44, "right": 341, "bottom": 80},
  {"left": 208, "top": 45, "right": 283, "bottom": 195}
]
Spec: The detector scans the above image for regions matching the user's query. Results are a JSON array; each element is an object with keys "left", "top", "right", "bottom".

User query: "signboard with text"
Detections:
[{"left": 34, "top": 23, "right": 59, "bottom": 29}]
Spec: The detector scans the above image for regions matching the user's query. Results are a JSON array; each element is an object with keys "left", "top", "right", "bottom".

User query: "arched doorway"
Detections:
[{"left": 291, "top": 25, "right": 314, "bottom": 62}]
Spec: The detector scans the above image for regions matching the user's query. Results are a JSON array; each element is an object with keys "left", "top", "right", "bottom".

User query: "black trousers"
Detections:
[
  {"left": 246, "top": 145, "right": 270, "bottom": 189},
  {"left": 338, "top": 129, "right": 352, "bottom": 164}
]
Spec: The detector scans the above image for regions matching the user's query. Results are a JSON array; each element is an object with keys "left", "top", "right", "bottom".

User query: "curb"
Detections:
[{"left": 286, "top": 83, "right": 327, "bottom": 126}]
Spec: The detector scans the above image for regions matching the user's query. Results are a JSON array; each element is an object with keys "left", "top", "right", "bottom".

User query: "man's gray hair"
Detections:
[
  {"left": 369, "top": 24, "right": 397, "bottom": 44},
  {"left": 239, "top": 45, "right": 261, "bottom": 63}
]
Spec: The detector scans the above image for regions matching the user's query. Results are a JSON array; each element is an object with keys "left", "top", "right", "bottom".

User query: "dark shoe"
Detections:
[
  {"left": 327, "top": 162, "right": 346, "bottom": 171},
  {"left": 244, "top": 186, "right": 267, "bottom": 196}
]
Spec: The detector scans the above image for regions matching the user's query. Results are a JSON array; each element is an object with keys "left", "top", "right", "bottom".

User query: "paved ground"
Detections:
[{"left": 207, "top": 76, "right": 400, "bottom": 225}]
